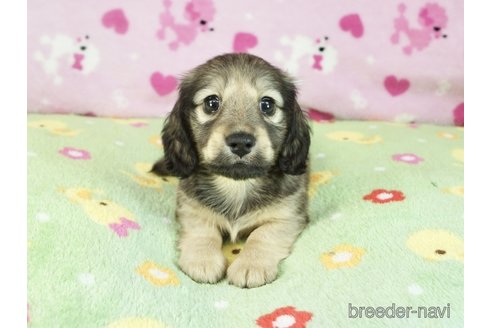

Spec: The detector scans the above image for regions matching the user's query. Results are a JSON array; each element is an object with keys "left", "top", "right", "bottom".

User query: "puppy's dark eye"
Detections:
[
  {"left": 260, "top": 97, "right": 275, "bottom": 116},
  {"left": 204, "top": 95, "right": 220, "bottom": 114}
]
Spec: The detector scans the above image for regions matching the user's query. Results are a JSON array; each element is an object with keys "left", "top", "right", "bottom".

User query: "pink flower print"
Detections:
[
  {"left": 392, "top": 153, "right": 423, "bottom": 164},
  {"left": 58, "top": 147, "right": 91, "bottom": 160},
  {"left": 129, "top": 121, "right": 148, "bottom": 127},
  {"left": 109, "top": 217, "right": 141, "bottom": 237}
]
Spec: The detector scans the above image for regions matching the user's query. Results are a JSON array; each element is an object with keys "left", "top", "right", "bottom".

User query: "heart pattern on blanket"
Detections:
[
  {"left": 233, "top": 32, "right": 258, "bottom": 53},
  {"left": 307, "top": 108, "right": 335, "bottom": 122},
  {"left": 102, "top": 9, "right": 129, "bottom": 35},
  {"left": 150, "top": 72, "right": 178, "bottom": 96},
  {"left": 453, "top": 102, "right": 464, "bottom": 126},
  {"left": 384, "top": 75, "right": 410, "bottom": 96},
  {"left": 339, "top": 14, "right": 364, "bottom": 38}
]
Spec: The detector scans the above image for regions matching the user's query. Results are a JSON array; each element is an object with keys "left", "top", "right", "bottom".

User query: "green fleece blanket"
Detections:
[{"left": 27, "top": 114, "right": 463, "bottom": 328}]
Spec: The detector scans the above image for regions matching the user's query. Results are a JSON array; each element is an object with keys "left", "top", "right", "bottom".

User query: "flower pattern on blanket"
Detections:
[
  {"left": 149, "top": 135, "right": 163, "bottom": 149},
  {"left": 320, "top": 244, "right": 365, "bottom": 269},
  {"left": 61, "top": 188, "right": 140, "bottom": 237},
  {"left": 112, "top": 118, "right": 149, "bottom": 127},
  {"left": 327, "top": 131, "right": 383, "bottom": 144},
  {"left": 58, "top": 147, "right": 92, "bottom": 160},
  {"left": 222, "top": 242, "right": 245, "bottom": 265},
  {"left": 452, "top": 148, "right": 464, "bottom": 163},
  {"left": 309, "top": 171, "right": 336, "bottom": 198},
  {"left": 437, "top": 131, "right": 460, "bottom": 140},
  {"left": 136, "top": 261, "right": 180, "bottom": 286},
  {"left": 257, "top": 306, "right": 313, "bottom": 328},
  {"left": 108, "top": 317, "right": 170, "bottom": 328},
  {"left": 392, "top": 153, "right": 424, "bottom": 165},
  {"left": 442, "top": 186, "right": 464, "bottom": 196},
  {"left": 28, "top": 120, "right": 81, "bottom": 136},
  {"left": 27, "top": 115, "right": 464, "bottom": 326},
  {"left": 123, "top": 162, "right": 178, "bottom": 189},
  {"left": 406, "top": 229, "right": 463, "bottom": 262},
  {"left": 363, "top": 189, "right": 406, "bottom": 204}
]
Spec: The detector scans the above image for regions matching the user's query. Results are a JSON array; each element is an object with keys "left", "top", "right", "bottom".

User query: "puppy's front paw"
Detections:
[
  {"left": 178, "top": 250, "right": 227, "bottom": 284},
  {"left": 227, "top": 256, "right": 278, "bottom": 288}
]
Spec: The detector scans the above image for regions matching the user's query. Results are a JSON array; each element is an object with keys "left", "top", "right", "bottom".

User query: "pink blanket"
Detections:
[{"left": 28, "top": 0, "right": 463, "bottom": 125}]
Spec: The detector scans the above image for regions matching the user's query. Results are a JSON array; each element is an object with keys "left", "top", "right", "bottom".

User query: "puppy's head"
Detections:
[{"left": 152, "top": 53, "right": 310, "bottom": 180}]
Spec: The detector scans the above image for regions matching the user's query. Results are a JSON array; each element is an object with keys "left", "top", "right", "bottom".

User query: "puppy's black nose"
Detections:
[{"left": 226, "top": 133, "right": 256, "bottom": 158}]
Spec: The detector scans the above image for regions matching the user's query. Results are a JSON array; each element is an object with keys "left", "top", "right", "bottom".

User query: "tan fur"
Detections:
[
  {"left": 176, "top": 181, "right": 306, "bottom": 287},
  {"left": 198, "top": 75, "right": 280, "bottom": 166},
  {"left": 202, "top": 126, "right": 226, "bottom": 162},
  {"left": 255, "top": 127, "right": 275, "bottom": 162},
  {"left": 153, "top": 53, "right": 311, "bottom": 288}
]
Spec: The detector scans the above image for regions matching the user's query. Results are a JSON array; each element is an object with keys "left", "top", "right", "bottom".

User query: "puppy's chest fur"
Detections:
[{"left": 180, "top": 171, "right": 306, "bottom": 220}]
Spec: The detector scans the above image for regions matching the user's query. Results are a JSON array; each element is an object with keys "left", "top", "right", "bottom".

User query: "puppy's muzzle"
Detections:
[{"left": 226, "top": 132, "right": 256, "bottom": 158}]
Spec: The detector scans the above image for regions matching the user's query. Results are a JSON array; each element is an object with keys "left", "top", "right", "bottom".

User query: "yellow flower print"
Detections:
[
  {"left": 437, "top": 131, "right": 459, "bottom": 140},
  {"left": 108, "top": 317, "right": 170, "bottom": 328},
  {"left": 321, "top": 244, "right": 365, "bottom": 269},
  {"left": 327, "top": 131, "right": 382, "bottom": 144},
  {"left": 136, "top": 261, "right": 179, "bottom": 286},
  {"left": 443, "top": 186, "right": 464, "bottom": 196},
  {"left": 123, "top": 163, "right": 178, "bottom": 189},
  {"left": 452, "top": 148, "right": 464, "bottom": 163},
  {"left": 407, "top": 230, "right": 463, "bottom": 262},
  {"left": 28, "top": 120, "right": 80, "bottom": 136},
  {"left": 309, "top": 171, "right": 335, "bottom": 197},
  {"left": 149, "top": 135, "right": 163, "bottom": 149},
  {"left": 222, "top": 242, "right": 245, "bottom": 265}
]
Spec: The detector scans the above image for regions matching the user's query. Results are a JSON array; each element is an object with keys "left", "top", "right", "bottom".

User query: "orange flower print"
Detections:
[
  {"left": 136, "top": 261, "right": 179, "bottom": 286},
  {"left": 320, "top": 244, "right": 365, "bottom": 269}
]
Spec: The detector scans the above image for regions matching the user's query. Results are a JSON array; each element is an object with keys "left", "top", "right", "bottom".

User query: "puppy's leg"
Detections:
[
  {"left": 178, "top": 227, "right": 226, "bottom": 284},
  {"left": 227, "top": 220, "right": 305, "bottom": 288},
  {"left": 176, "top": 196, "right": 227, "bottom": 284}
]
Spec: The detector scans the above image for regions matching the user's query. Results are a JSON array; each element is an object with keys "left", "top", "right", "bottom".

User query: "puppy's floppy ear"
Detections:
[
  {"left": 278, "top": 100, "right": 311, "bottom": 175},
  {"left": 151, "top": 96, "right": 198, "bottom": 178}
]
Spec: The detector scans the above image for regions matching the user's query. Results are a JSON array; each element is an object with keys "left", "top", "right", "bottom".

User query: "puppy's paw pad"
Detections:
[
  {"left": 227, "top": 258, "right": 278, "bottom": 288},
  {"left": 179, "top": 252, "right": 227, "bottom": 284}
]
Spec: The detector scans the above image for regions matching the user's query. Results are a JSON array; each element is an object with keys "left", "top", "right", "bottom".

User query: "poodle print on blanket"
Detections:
[
  {"left": 61, "top": 188, "right": 140, "bottom": 237},
  {"left": 156, "top": 0, "right": 216, "bottom": 50},
  {"left": 391, "top": 3, "right": 448, "bottom": 55},
  {"left": 28, "top": 0, "right": 463, "bottom": 124},
  {"left": 33, "top": 34, "right": 100, "bottom": 85},
  {"left": 274, "top": 35, "right": 338, "bottom": 75}
]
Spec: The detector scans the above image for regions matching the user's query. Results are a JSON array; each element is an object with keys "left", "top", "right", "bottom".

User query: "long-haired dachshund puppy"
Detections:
[{"left": 152, "top": 53, "right": 310, "bottom": 288}]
